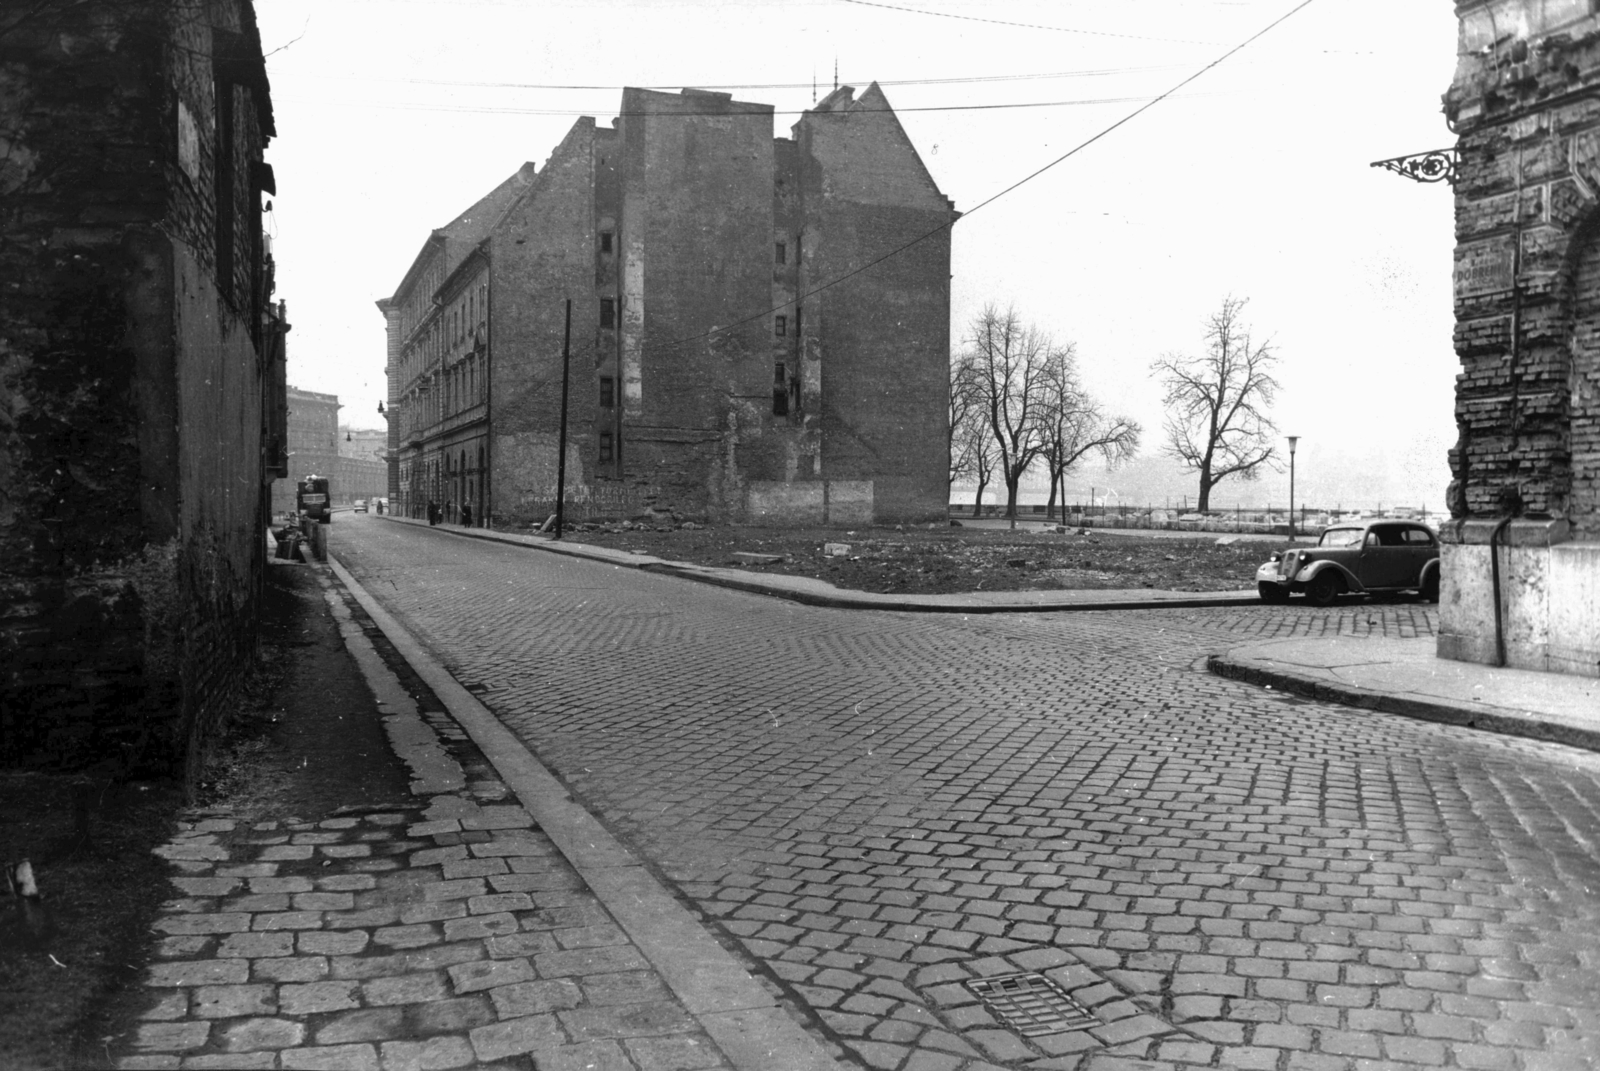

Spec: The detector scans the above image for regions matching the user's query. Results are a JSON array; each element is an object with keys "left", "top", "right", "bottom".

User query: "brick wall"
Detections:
[{"left": 0, "top": 0, "right": 276, "bottom": 774}]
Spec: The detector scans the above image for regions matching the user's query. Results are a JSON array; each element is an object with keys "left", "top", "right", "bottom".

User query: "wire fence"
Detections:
[{"left": 949, "top": 500, "right": 1438, "bottom": 534}]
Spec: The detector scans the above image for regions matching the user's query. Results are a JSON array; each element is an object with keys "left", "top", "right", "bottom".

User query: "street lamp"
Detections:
[{"left": 1287, "top": 436, "right": 1300, "bottom": 541}]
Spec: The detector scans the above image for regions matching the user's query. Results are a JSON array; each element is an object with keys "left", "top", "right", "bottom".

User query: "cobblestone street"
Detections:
[{"left": 331, "top": 518, "right": 1600, "bottom": 1071}]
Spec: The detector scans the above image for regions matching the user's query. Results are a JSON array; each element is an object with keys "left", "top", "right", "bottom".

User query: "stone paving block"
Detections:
[
  {"left": 116, "top": 1058, "right": 179, "bottom": 1070},
  {"left": 250, "top": 876, "right": 316, "bottom": 894},
  {"left": 558, "top": 1000, "right": 697, "bottom": 1041},
  {"left": 623, "top": 1035, "right": 726, "bottom": 1071},
  {"left": 407, "top": 995, "right": 496, "bottom": 1034},
  {"left": 374, "top": 923, "right": 443, "bottom": 949},
  {"left": 218, "top": 1017, "right": 306, "bottom": 1052},
  {"left": 298, "top": 930, "right": 370, "bottom": 956},
  {"left": 378, "top": 1036, "right": 477, "bottom": 1071},
  {"left": 278, "top": 1043, "right": 380, "bottom": 1070},
  {"left": 448, "top": 957, "right": 536, "bottom": 994},
  {"left": 133, "top": 1022, "right": 211, "bottom": 1052},
  {"left": 182, "top": 1053, "right": 275, "bottom": 1069},
  {"left": 153, "top": 936, "right": 212, "bottom": 959},
  {"left": 400, "top": 900, "right": 468, "bottom": 925},
  {"left": 252, "top": 956, "right": 330, "bottom": 983},
  {"left": 152, "top": 913, "right": 251, "bottom": 936},
  {"left": 362, "top": 971, "right": 449, "bottom": 1006},
  {"left": 279, "top": 980, "right": 362, "bottom": 1015},
  {"left": 313, "top": 1007, "right": 406, "bottom": 1045},
  {"left": 192, "top": 984, "right": 275, "bottom": 1018},
  {"left": 443, "top": 912, "right": 518, "bottom": 941},
  {"left": 488, "top": 978, "right": 584, "bottom": 1018},
  {"left": 484, "top": 931, "right": 558, "bottom": 959},
  {"left": 147, "top": 959, "right": 249, "bottom": 987},
  {"left": 579, "top": 970, "right": 672, "bottom": 1007},
  {"left": 468, "top": 1014, "right": 564, "bottom": 1061}
]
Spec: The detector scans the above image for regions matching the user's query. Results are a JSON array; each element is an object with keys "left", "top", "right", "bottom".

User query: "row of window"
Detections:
[{"left": 594, "top": 231, "right": 794, "bottom": 266}]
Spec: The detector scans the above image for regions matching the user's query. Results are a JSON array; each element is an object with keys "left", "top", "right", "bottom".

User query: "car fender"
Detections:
[
  {"left": 1419, "top": 558, "right": 1440, "bottom": 586},
  {"left": 1298, "top": 559, "right": 1363, "bottom": 593}
]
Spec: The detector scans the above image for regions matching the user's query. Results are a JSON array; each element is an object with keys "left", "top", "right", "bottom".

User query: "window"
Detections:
[
  {"left": 599, "top": 431, "right": 614, "bottom": 463},
  {"left": 774, "top": 315, "right": 786, "bottom": 337},
  {"left": 772, "top": 362, "right": 789, "bottom": 416},
  {"left": 775, "top": 241, "right": 786, "bottom": 265},
  {"left": 600, "top": 298, "right": 615, "bottom": 329},
  {"left": 599, "top": 376, "right": 615, "bottom": 408},
  {"left": 600, "top": 231, "right": 613, "bottom": 254}
]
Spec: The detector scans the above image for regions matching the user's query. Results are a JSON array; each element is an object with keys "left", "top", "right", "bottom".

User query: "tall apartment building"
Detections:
[
  {"left": 0, "top": 0, "right": 285, "bottom": 774},
  {"left": 1442, "top": 0, "right": 1600, "bottom": 677},
  {"left": 379, "top": 83, "right": 957, "bottom": 527}
]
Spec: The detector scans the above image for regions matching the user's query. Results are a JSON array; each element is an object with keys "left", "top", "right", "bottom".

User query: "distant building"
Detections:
[
  {"left": 337, "top": 426, "right": 388, "bottom": 504},
  {"left": 379, "top": 84, "right": 957, "bottom": 528},
  {"left": 1443, "top": 1, "right": 1600, "bottom": 677},
  {"left": 273, "top": 386, "right": 339, "bottom": 514},
  {"left": 0, "top": 0, "right": 284, "bottom": 775}
]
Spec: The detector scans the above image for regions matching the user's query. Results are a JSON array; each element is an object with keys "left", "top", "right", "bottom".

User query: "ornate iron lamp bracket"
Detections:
[{"left": 1370, "top": 148, "right": 1458, "bottom": 185}]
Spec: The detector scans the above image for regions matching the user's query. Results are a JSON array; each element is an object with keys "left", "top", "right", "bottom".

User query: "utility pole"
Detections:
[{"left": 554, "top": 299, "right": 572, "bottom": 539}]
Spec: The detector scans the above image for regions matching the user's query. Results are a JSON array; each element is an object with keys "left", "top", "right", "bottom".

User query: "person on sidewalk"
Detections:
[
  {"left": 427, "top": 500, "right": 440, "bottom": 526},
  {"left": 460, "top": 502, "right": 473, "bottom": 527}
]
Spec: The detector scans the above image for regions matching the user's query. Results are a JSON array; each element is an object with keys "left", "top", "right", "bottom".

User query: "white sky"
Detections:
[{"left": 257, "top": 0, "right": 1462, "bottom": 511}]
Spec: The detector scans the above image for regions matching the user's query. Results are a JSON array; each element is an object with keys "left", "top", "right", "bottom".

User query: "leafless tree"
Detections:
[
  {"left": 966, "top": 305, "right": 1057, "bottom": 518},
  {"left": 948, "top": 349, "right": 998, "bottom": 516},
  {"left": 1151, "top": 296, "right": 1280, "bottom": 512},
  {"left": 1036, "top": 346, "right": 1141, "bottom": 521}
]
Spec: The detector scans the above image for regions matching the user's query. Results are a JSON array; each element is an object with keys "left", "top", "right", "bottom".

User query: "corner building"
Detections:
[
  {"left": 380, "top": 84, "right": 957, "bottom": 527},
  {"left": 1442, "top": 0, "right": 1600, "bottom": 676}
]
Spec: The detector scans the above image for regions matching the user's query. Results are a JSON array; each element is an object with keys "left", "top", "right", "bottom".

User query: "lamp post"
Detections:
[{"left": 1287, "top": 436, "right": 1300, "bottom": 541}]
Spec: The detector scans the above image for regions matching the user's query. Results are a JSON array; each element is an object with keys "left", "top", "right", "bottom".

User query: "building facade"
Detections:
[
  {"left": 0, "top": 0, "right": 285, "bottom": 774},
  {"left": 380, "top": 84, "right": 957, "bottom": 528},
  {"left": 1442, "top": 0, "right": 1600, "bottom": 676}
]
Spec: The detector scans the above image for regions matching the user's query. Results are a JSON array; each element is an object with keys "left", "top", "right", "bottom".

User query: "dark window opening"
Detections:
[
  {"left": 600, "top": 231, "right": 613, "bottom": 254},
  {"left": 599, "top": 376, "right": 614, "bottom": 408},
  {"left": 600, "top": 298, "right": 615, "bottom": 328},
  {"left": 599, "top": 431, "right": 614, "bottom": 463},
  {"left": 774, "top": 315, "right": 786, "bottom": 337},
  {"left": 775, "top": 241, "right": 786, "bottom": 265},
  {"left": 772, "top": 362, "right": 789, "bottom": 416}
]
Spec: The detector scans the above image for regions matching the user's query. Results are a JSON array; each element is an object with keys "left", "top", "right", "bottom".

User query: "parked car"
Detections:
[
  {"left": 352, "top": 499, "right": 368, "bottom": 513},
  {"left": 1256, "top": 520, "right": 1440, "bottom": 606}
]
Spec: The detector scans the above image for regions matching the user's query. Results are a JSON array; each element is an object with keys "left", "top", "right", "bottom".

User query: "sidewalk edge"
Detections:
[
  {"left": 1205, "top": 654, "right": 1600, "bottom": 754},
  {"left": 374, "top": 515, "right": 1259, "bottom": 613},
  {"left": 326, "top": 554, "right": 847, "bottom": 1071}
]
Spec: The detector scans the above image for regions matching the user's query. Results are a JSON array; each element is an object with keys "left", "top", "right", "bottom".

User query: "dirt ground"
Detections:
[{"left": 563, "top": 521, "right": 1278, "bottom": 595}]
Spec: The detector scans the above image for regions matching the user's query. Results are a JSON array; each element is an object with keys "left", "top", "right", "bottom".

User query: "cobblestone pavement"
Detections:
[
  {"left": 335, "top": 519, "right": 1600, "bottom": 1071},
  {"left": 115, "top": 574, "right": 732, "bottom": 1071}
]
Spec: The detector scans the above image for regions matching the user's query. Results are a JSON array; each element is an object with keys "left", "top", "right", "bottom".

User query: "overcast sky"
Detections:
[{"left": 257, "top": 0, "right": 1461, "bottom": 512}]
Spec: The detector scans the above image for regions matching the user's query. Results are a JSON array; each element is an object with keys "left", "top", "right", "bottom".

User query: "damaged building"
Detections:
[
  {"left": 0, "top": 0, "right": 286, "bottom": 774},
  {"left": 378, "top": 84, "right": 957, "bottom": 528},
  {"left": 1442, "top": 0, "right": 1600, "bottom": 676}
]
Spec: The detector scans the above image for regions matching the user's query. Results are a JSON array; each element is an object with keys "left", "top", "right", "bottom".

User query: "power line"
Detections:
[
  {"left": 836, "top": 0, "right": 1224, "bottom": 46},
  {"left": 662, "top": 0, "right": 1320, "bottom": 352},
  {"left": 270, "top": 91, "right": 1228, "bottom": 119}
]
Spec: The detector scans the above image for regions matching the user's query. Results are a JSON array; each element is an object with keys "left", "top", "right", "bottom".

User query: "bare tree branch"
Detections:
[{"left": 1150, "top": 296, "right": 1280, "bottom": 512}]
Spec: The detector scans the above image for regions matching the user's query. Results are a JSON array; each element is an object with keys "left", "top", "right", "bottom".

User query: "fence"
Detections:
[
  {"left": 515, "top": 483, "right": 656, "bottom": 527},
  {"left": 948, "top": 500, "right": 1437, "bottom": 535}
]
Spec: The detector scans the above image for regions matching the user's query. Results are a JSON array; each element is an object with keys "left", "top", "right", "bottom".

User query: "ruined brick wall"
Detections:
[
  {"left": 796, "top": 84, "right": 956, "bottom": 524},
  {"left": 1444, "top": 12, "right": 1600, "bottom": 532},
  {"left": 1439, "top": 2, "right": 1600, "bottom": 675},
  {"left": 0, "top": 0, "right": 273, "bottom": 772},
  {"left": 489, "top": 122, "right": 599, "bottom": 526}
]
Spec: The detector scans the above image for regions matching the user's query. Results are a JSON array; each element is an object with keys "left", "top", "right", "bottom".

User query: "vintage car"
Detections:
[
  {"left": 352, "top": 499, "right": 368, "bottom": 513},
  {"left": 1256, "top": 520, "right": 1440, "bottom": 605}
]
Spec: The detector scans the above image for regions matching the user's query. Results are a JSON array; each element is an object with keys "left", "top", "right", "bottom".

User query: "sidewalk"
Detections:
[
  {"left": 1208, "top": 634, "right": 1600, "bottom": 753},
  {"left": 113, "top": 560, "right": 842, "bottom": 1071},
  {"left": 379, "top": 516, "right": 1599, "bottom": 755}
]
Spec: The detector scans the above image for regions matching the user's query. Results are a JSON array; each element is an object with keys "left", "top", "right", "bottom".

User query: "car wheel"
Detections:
[
  {"left": 1257, "top": 582, "right": 1290, "bottom": 604},
  {"left": 1306, "top": 571, "right": 1342, "bottom": 607},
  {"left": 1420, "top": 571, "right": 1439, "bottom": 603}
]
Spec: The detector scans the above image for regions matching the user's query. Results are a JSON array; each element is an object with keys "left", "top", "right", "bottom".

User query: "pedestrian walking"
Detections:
[
  {"left": 460, "top": 502, "right": 473, "bottom": 527},
  {"left": 427, "top": 500, "right": 440, "bottom": 526}
]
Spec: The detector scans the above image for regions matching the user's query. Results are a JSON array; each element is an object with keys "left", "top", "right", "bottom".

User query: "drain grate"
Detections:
[{"left": 965, "top": 973, "right": 1098, "bottom": 1037}]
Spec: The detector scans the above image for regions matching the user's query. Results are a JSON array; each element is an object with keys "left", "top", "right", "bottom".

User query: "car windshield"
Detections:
[{"left": 1318, "top": 527, "right": 1364, "bottom": 548}]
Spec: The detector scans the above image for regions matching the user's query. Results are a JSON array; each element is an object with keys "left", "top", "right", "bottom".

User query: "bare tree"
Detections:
[
  {"left": 1151, "top": 296, "right": 1280, "bottom": 512},
  {"left": 967, "top": 305, "right": 1057, "bottom": 518},
  {"left": 948, "top": 349, "right": 998, "bottom": 516},
  {"left": 1036, "top": 346, "right": 1141, "bottom": 521}
]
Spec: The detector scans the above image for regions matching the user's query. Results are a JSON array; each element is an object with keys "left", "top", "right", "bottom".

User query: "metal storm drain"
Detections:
[{"left": 965, "top": 973, "right": 1098, "bottom": 1036}]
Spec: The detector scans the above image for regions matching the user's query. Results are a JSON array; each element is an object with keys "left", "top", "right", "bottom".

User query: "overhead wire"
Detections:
[
  {"left": 658, "top": 0, "right": 1321, "bottom": 352},
  {"left": 836, "top": 0, "right": 1225, "bottom": 46}
]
